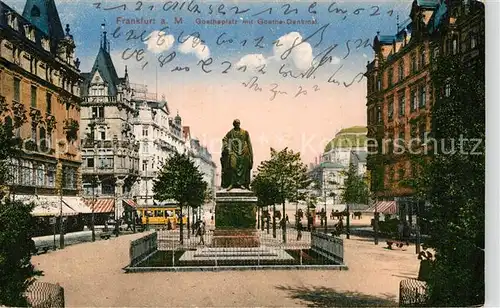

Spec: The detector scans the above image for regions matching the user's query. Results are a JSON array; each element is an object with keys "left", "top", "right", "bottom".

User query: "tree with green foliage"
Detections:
[
  {"left": 251, "top": 172, "right": 280, "bottom": 236},
  {"left": 341, "top": 163, "right": 370, "bottom": 205},
  {"left": 0, "top": 111, "right": 41, "bottom": 306},
  {"left": 153, "top": 152, "right": 207, "bottom": 244},
  {"left": 340, "top": 163, "right": 369, "bottom": 238},
  {"left": 253, "top": 148, "right": 311, "bottom": 243},
  {"left": 413, "top": 49, "right": 485, "bottom": 306}
]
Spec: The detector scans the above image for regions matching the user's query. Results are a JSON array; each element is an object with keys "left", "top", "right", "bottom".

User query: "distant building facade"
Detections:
[
  {"left": 189, "top": 137, "right": 216, "bottom": 198},
  {"left": 131, "top": 91, "right": 176, "bottom": 207},
  {"left": 309, "top": 126, "right": 368, "bottom": 203}
]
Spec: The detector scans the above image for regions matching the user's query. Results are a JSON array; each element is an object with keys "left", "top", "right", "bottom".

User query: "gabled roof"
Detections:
[
  {"left": 84, "top": 47, "right": 121, "bottom": 96},
  {"left": 417, "top": 0, "right": 440, "bottom": 9},
  {"left": 428, "top": 1, "right": 448, "bottom": 34},
  {"left": 22, "top": 0, "right": 64, "bottom": 41}
]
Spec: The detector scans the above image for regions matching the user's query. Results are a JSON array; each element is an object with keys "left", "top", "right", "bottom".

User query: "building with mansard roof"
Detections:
[
  {"left": 0, "top": 0, "right": 91, "bottom": 233},
  {"left": 365, "top": 0, "right": 484, "bottom": 216},
  {"left": 79, "top": 25, "right": 140, "bottom": 219}
]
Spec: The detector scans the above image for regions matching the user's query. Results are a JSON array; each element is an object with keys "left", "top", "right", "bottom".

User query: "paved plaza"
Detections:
[{"left": 31, "top": 231, "right": 419, "bottom": 307}]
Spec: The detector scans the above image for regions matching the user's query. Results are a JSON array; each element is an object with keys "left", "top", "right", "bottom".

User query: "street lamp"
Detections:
[{"left": 58, "top": 161, "right": 65, "bottom": 249}]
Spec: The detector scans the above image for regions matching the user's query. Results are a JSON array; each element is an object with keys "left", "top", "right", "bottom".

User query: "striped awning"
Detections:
[
  {"left": 84, "top": 198, "right": 115, "bottom": 213},
  {"left": 16, "top": 195, "right": 78, "bottom": 217},
  {"left": 366, "top": 201, "right": 397, "bottom": 214},
  {"left": 63, "top": 197, "right": 92, "bottom": 214},
  {"left": 123, "top": 199, "right": 137, "bottom": 208}
]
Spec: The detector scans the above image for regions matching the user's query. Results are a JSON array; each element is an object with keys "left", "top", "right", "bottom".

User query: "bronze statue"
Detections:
[{"left": 220, "top": 119, "right": 253, "bottom": 190}]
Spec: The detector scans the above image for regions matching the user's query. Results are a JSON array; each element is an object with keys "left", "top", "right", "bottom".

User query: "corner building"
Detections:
[
  {"left": 0, "top": 0, "right": 90, "bottom": 234},
  {"left": 79, "top": 28, "right": 140, "bottom": 220},
  {"left": 365, "top": 0, "right": 484, "bottom": 220}
]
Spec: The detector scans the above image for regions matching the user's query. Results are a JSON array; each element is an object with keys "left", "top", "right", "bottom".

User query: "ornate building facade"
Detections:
[
  {"left": 79, "top": 26, "right": 140, "bottom": 218},
  {"left": 365, "top": 0, "right": 484, "bottom": 214},
  {"left": 131, "top": 88, "right": 176, "bottom": 207},
  {"left": 0, "top": 0, "right": 88, "bottom": 219}
]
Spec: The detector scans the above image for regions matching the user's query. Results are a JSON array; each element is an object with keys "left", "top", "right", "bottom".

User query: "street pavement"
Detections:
[{"left": 31, "top": 230, "right": 420, "bottom": 307}]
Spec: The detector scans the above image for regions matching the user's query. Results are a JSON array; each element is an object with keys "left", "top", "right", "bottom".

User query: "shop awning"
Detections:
[
  {"left": 84, "top": 198, "right": 115, "bottom": 213},
  {"left": 15, "top": 195, "right": 79, "bottom": 217},
  {"left": 123, "top": 199, "right": 137, "bottom": 208},
  {"left": 366, "top": 201, "right": 397, "bottom": 214},
  {"left": 63, "top": 197, "right": 92, "bottom": 214}
]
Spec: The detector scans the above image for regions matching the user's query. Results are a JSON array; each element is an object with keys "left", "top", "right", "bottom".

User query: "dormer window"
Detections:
[
  {"left": 24, "top": 25, "right": 35, "bottom": 41},
  {"left": 398, "top": 61, "right": 404, "bottom": 82},
  {"left": 471, "top": 32, "right": 477, "bottom": 49},
  {"left": 41, "top": 38, "right": 50, "bottom": 51},
  {"left": 452, "top": 37, "right": 458, "bottom": 55},
  {"left": 31, "top": 6, "right": 41, "bottom": 17},
  {"left": 7, "top": 12, "right": 18, "bottom": 30}
]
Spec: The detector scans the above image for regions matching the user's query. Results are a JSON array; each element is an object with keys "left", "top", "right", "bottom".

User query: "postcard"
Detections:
[{"left": 0, "top": 0, "right": 487, "bottom": 307}]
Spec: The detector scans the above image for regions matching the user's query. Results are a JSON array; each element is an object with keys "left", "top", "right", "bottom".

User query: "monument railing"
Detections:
[
  {"left": 25, "top": 281, "right": 65, "bottom": 308},
  {"left": 399, "top": 278, "right": 429, "bottom": 307},
  {"left": 143, "top": 228, "right": 346, "bottom": 269},
  {"left": 310, "top": 231, "right": 344, "bottom": 264},
  {"left": 129, "top": 232, "right": 158, "bottom": 267}
]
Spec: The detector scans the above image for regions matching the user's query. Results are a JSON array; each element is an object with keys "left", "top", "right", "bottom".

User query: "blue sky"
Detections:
[
  {"left": 4, "top": 0, "right": 415, "bottom": 165},
  {"left": 5, "top": 0, "right": 412, "bottom": 83}
]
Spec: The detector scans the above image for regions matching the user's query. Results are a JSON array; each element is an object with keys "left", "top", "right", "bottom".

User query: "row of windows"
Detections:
[
  {"left": 85, "top": 156, "right": 139, "bottom": 170},
  {"left": 13, "top": 78, "right": 53, "bottom": 114},
  {"left": 367, "top": 124, "right": 427, "bottom": 154},
  {"left": 369, "top": 84, "right": 429, "bottom": 125},
  {"left": 371, "top": 31, "right": 480, "bottom": 94},
  {"left": 6, "top": 159, "right": 77, "bottom": 189}
]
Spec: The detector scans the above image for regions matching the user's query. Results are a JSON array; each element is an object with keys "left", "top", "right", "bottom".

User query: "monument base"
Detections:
[
  {"left": 212, "top": 229, "right": 259, "bottom": 248},
  {"left": 214, "top": 188, "right": 259, "bottom": 247}
]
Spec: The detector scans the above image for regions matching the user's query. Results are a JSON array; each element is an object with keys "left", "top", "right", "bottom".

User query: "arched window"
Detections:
[
  {"left": 39, "top": 126, "right": 47, "bottom": 151},
  {"left": 31, "top": 6, "right": 40, "bottom": 17},
  {"left": 4, "top": 116, "right": 13, "bottom": 138}
]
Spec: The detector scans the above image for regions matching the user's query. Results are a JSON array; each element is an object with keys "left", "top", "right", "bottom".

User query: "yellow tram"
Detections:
[{"left": 137, "top": 206, "right": 187, "bottom": 226}]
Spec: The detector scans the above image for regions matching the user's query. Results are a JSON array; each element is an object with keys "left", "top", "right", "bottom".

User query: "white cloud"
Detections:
[
  {"left": 144, "top": 30, "right": 175, "bottom": 54},
  {"left": 236, "top": 54, "right": 266, "bottom": 70},
  {"left": 272, "top": 32, "right": 313, "bottom": 71},
  {"left": 178, "top": 36, "right": 210, "bottom": 60},
  {"left": 331, "top": 56, "right": 341, "bottom": 64}
]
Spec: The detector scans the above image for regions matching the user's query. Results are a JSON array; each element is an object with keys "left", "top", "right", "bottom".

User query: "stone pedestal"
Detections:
[{"left": 213, "top": 189, "right": 259, "bottom": 247}]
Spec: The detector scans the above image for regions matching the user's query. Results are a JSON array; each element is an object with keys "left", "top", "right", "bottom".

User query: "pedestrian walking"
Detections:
[
  {"left": 403, "top": 222, "right": 410, "bottom": 245},
  {"left": 398, "top": 221, "right": 404, "bottom": 241},
  {"left": 198, "top": 221, "right": 205, "bottom": 245},
  {"left": 296, "top": 221, "right": 302, "bottom": 241},
  {"left": 285, "top": 214, "right": 289, "bottom": 225}
]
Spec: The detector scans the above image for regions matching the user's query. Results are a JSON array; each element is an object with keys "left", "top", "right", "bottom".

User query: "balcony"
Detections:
[
  {"left": 81, "top": 139, "right": 139, "bottom": 151},
  {"left": 82, "top": 166, "right": 139, "bottom": 176},
  {"left": 82, "top": 96, "right": 117, "bottom": 104},
  {"left": 140, "top": 170, "right": 158, "bottom": 178},
  {"left": 82, "top": 166, "right": 114, "bottom": 175}
]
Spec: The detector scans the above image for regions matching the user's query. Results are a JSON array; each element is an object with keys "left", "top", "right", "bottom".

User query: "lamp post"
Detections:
[
  {"left": 58, "top": 163, "right": 65, "bottom": 249},
  {"left": 91, "top": 176, "right": 96, "bottom": 242},
  {"left": 144, "top": 159, "right": 150, "bottom": 231},
  {"left": 374, "top": 197, "right": 379, "bottom": 245}
]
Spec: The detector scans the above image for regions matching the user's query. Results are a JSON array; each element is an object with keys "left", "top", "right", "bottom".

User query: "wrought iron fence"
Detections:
[
  {"left": 399, "top": 278, "right": 428, "bottom": 307},
  {"left": 129, "top": 231, "right": 157, "bottom": 266},
  {"left": 25, "top": 281, "right": 65, "bottom": 308},
  {"left": 124, "top": 227, "right": 346, "bottom": 270}
]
